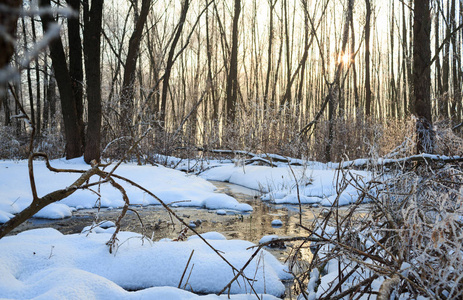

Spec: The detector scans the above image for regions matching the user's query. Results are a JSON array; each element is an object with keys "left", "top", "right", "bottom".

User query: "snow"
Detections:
[
  {"left": 99, "top": 220, "right": 116, "bottom": 228},
  {"left": 33, "top": 203, "right": 74, "bottom": 219},
  {"left": 188, "top": 232, "right": 227, "bottom": 240},
  {"left": 0, "top": 228, "right": 288, "bottom": 299},
  {"left": 216, "top": 209, "right": 227, "bottom": 215},
  {"left": 0, "top": 155, "right": 378, "bottom": 299},
  {"left": 200, "top": 162, "right": 372, "bottom": 207},
  {"left": 271, "top": 219, "right": 283, "bottom": 226},
  {"left": 259, "top": 235, "right": 279, "bottom": 244},
  {"left": 0, "top": 158, "right": 252, "bottom": 224}
]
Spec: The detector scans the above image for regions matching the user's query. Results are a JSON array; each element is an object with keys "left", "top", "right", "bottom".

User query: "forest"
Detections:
[
  {"left": 0, "top": 0, "right": 463, "bottom": 299},
  {"left": 0, "top": 0, "right": 460, "bottom": 162}
]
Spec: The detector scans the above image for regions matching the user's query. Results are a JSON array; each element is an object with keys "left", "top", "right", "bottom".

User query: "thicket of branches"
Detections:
[
  {"left": 282, "top": 159, "right": 463, "bottom": 299},
  {"left": 1, "top": 0, "right": 462, "bottom": 162}
]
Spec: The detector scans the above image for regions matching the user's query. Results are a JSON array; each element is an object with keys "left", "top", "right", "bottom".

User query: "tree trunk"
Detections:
[
  {"left": 120, "top": 0, "right": 151, "bottom": 133},
  {"left": 450, "top": 0, "right": 460, "bottom": 122},
  {"left": 160, "top": 0, "right": 190, "bottom": 128},
  {"left": 0, "top": 0, "right": 21, "bottom": 70},
  {"left": 413, "top": 0, "right": 434, "bottom": 153},
  {"left": 1, "top": 83, "right": 10, "bottom": 125},
  {"left": 83, "top": 0, "right": 104, "bottom": 163},
  {"left": 264, "top": 0, "right": 277, "bottom": 109},
  {"left": 434, "top": 0, "right": 443, "bottom": 101},
  {"left": 42, "top": 60, "right": 50, "bottom": 130},
  {"left": 401, "top": 0, "right": 409, "bottom": 117},
  {"left": 389, "top": 1, "right": 397, "bottom": 118},
  {"left": 67, "top": 0, "right": 85, "bottom": 148},
  {"left": 442, "top": 0, "right": 451, "bottom": 119},
  {"left": 40, "top": 0, "right": 83, "bottom": 159},
  {"left": 225, "top": 0, "right": 241, "bottom": 123},
  {"left": 31, "top": 17, "right": 41, "bottom": 136},
  {"left": 22, "top": 17, "right": 36, "bottom": 127},
  {"left": 205, "top": 4, "right": 217, "bottom": 122},
  {"left": 325, "top": 0, "right": 353, "bottom": 162}
]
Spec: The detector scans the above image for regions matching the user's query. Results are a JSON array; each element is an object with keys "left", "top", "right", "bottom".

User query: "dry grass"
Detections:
[{"left": 284, "top": 150, "right": 463, "bottom": 299}]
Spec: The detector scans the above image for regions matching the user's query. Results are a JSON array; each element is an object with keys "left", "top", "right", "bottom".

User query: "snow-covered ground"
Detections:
[
  {"left": 0, "top": 227, "right": 289, "bottom": 299},
  {"left": 0, "top": 155, "right": 375, "bottom": 299},
  {"left": 1, "top": 156, "right": 372, "bottom": 224},
  {"left": 0, "top": 157, "right": 252, "bottom": 224},
  {"left": 195, "top": 159, "right": 371, "bottom": 207}
]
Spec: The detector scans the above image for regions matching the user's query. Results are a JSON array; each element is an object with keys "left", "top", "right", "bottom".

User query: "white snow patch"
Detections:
[
  {"left": 0, "top": 228, "right": 290, "bottom": 298},
  {"left": 0, "top": 159, "right": 252, "bottom": 223},
  {"left": 188, "top": 232, "right": 227, "bottom": 240},
  {"left": 33, "top": 203, "right": 74, "bottom": 219},
  {"left": 271, "top": 219, "right": 283, "bottom": 226},
  {"left": 200, "top": 163, "right": 372, "bottom": 207}
]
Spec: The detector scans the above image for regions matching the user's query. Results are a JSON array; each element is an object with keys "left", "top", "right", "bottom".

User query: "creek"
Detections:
[{"left": 10, "top": 181, "right": 337, "bottom": 299}]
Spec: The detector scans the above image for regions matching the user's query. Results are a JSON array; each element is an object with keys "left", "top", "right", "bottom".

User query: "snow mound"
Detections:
[
  {"left": 188, "top": 232, "right": 227, "bottom": 240},
  {"left": 33, "top": 203, "right": 74, "bottom": 219},
  {"left": 201, "top": 164, "right": 372, "bottom": 207},
  {"left": 0, "top": 159, "right": 252, "bottom": 223},
  {"left": 0, "top": 228, "right": 291, "bottom": 298},
  {"left": 271, "top": 219, "right": 283, "bottom": 226},
  {"left": 202, "top": 194, "right": 252, "bottom": 211}
]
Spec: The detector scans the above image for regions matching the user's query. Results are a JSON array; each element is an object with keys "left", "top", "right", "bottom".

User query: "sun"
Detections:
[{"left": 339, "top": 53, "right": 351, "bottom": 65}]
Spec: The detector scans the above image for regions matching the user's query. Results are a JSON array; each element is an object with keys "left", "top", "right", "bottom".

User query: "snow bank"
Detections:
[
  {"left": 0, "top": 158, "right": 251, "bottom": 223},
  {"left": 0, "top": 228, "right": 290, "bottom": 299},
  {"left": 200, "top": 163, "right": 371, "bottom": 207}
]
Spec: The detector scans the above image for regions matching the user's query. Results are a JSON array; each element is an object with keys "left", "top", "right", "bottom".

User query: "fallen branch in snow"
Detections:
[
  {"left": 176, "top": 147, "right": 293, "bottom": 167},
  {"left": 0, "top": 154, "right": 101, "bottom": 239},
  {"left": 103, "top": 170, "right": 262, "bottom": 298},
  {"left": 332, "top": 153, "right": 463, "bottom": 170}
]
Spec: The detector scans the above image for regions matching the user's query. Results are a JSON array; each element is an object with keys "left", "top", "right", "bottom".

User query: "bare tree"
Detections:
[
  {"left": 413, "top": 0, "right": 433, "bottom": 153},
  {"left": 225, "top": 0, "right": 241, "bottom": 123},
  {"left": 40, "top": 0, "right": 84, "bottom": 159},
  {"left": 83, "top": 0, "right": 104, "bottom": 163},
  {"left": 120, "top": 0, "right": 151, "bottom": 133},
  {"left": 160, "top": 0, "right": 190, "bottom": 127},
  {"left": 67, "top": 0, "right": 85, "bottom": 150}
]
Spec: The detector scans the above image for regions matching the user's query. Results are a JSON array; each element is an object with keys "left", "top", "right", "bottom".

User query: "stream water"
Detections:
[{"left": 9, "top": 181, "right": 334, "bottom": 299}]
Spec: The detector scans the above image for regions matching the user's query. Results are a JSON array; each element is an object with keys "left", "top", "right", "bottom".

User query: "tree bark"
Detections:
[
  {"left": 442, "top": 0, "right": 451, "bottom": 119},
  {"left": 413, "top": 0, "right": 434, "bottom": 153},
  {"left": 67, "top": 0, "right": 85, "bottom": 148},
  {"left": 0, "top": 0, "right": 21, "bottom": 70},
  {"left": 160, "top": 0, "right": 190, "bottom": 127},
  {"left": 264, "top": 0, "right": 277, "bottom": 109},
  {"left": 120, "top": 0, "right": 151, "bottom": 133},
  {"left": 225, "top": 0, "right": 241, "bottom": 123},
  {"left": 450, "top": 0, "right": 461, "bottom": 123},
  {"left": 40, "top": 0, "right": 83, "bottom": 159},
  {"left": 31, "top": 17, "right": 41, "bottom": 136},
  {"left": 83, "top": 0, "right": 104, "bottom": 163},
  {"left": 22, "top": 17, "right": 36, "bottom": 127},
  {"left": 1, "top": 82, "right": 10, "bottom": 125}
]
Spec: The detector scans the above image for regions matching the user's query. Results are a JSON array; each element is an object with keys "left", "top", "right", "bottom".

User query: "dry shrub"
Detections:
[
  {"left": 289, "top": 161, "right": 463, "bottom": 299},
  {"left": 0, "top": 124, "right": 64, "bottom": 159},
  {"left": 3, "top": 100, "right": 463, "bottom": 163},
  {"left": 434, "top": 121, "right": 463, "bottom": 156},
  {"left": 0, "top": 125, "right": 28, "bottom": 159}
]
